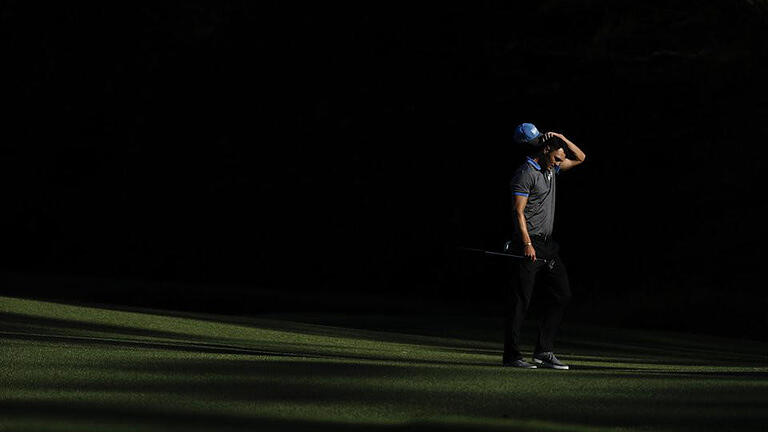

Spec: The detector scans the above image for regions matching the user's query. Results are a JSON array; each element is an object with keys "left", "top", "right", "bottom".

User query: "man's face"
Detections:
[{"left": 545, "top": 148, "right": 566, "bottom": 170}]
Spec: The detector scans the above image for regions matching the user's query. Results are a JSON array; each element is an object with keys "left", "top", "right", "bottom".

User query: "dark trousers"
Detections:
[{"left": 503, "top": 236, "right": 571, "bottom": 362}]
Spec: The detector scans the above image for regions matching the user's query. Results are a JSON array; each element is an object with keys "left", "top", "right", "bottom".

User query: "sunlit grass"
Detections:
[{"left": 1, "top": 295, "right": 766, "bottom": 431}]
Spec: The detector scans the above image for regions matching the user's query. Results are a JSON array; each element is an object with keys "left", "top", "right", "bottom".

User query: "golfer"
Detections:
[{"left": 503, "top": 123, "right": 586, "bottom": 369}]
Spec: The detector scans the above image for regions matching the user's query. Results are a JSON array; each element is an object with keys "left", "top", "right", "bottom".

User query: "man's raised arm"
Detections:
[{"left": 546, "top": 132, "right": 586, "bottom": 171}]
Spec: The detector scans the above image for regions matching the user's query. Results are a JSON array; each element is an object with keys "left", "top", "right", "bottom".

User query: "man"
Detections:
[{"left": 503, "top": 123, "right": 586, "bottom": 369}]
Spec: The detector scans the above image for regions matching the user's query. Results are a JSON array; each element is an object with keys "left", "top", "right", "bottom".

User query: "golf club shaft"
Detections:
[{"left": 458, "top": 247, "right": 548, "bottom": 263}]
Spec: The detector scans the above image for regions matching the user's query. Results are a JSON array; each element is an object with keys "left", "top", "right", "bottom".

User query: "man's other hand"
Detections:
[{"left": 524, "top": 244, "right": 536, "bottom": 261}]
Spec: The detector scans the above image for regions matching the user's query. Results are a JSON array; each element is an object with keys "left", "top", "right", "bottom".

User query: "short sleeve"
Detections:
[{"left": 511, "top": 169, "right": 534, "bottom": 197}]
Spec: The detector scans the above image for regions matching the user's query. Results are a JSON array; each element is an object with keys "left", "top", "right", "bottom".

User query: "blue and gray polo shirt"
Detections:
[{"left": 510, "top": 157, "right": 560, "bottom": 237}]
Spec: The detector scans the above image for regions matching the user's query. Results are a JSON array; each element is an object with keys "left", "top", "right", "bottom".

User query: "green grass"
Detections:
[{"left": 1, "top": 296, "right": 766, "bottom": 432}]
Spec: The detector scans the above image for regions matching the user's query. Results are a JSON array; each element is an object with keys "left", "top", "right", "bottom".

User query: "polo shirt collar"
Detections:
[{"left": 526, "top": 157, "right": 542, "bottom": 171}]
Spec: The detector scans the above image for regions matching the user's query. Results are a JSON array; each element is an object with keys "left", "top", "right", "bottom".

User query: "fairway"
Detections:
[{"left": 1, "top": 296, "right": 766, "bottom": 432}]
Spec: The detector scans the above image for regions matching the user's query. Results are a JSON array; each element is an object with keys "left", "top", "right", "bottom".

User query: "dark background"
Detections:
[{"left": 2, "top": 1, "right": 766, "bottom": 340}]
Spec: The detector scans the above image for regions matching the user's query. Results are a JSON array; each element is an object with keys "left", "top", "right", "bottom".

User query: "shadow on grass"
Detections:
[
  {"left": 5, "top": 295, "right": 766, "bottom": 367},
  {"left": 3, "top": 306, "right": 765, "bottom": 373},
  {"left": 0, "top": 308, "right": 503, "bottom": 357},
  {"left": 0, "top": 330, "right": 345, "bottom": 359},
  {"left": 567, "top": 364, "right": 768, "bottom": 377},
  {"left": 1, "top": 400, "right": 529, "bottom": 432},
  {"left": 561, "top": 339, "right": 766, "bottom": 365},
  {"left": 0, "top": 312, "right": 215, "bottom": 342},
  {"left": 4, "top": 357, "right": 768, "bottom": 432},
  {"left": 1, "top": 331, "right": 504, "bottom": 368}
]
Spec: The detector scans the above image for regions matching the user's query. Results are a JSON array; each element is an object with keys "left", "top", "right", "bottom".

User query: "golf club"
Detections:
[{"left": 457, "top": 246, "right": 548, "bottom": 263}]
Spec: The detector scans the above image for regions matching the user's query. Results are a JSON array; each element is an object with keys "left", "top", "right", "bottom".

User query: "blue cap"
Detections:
[{"left": 513, "top": 123, "right": 542, "bottom": 145}]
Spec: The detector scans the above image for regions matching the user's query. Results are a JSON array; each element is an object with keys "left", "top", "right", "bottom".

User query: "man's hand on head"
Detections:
[
  {"left": 543, "top": 132, "right": 565, "bottom": 141},
  {"left": 544, "top": 132, "right": 586, "bottom": 170},
  {"left": 544, "top": 131, "right": 578, "bottom": 158}
]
